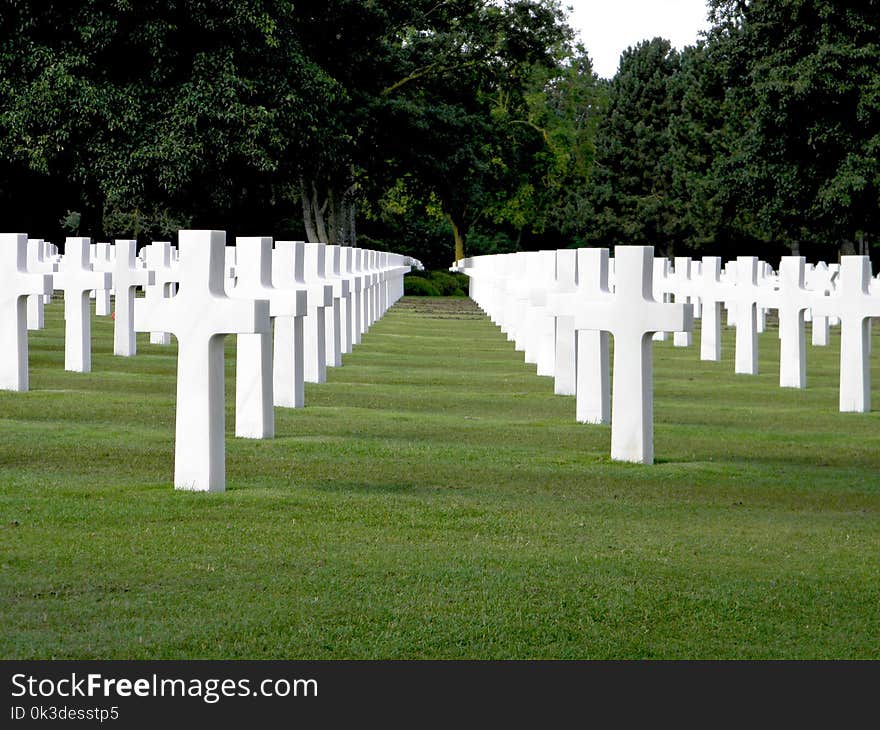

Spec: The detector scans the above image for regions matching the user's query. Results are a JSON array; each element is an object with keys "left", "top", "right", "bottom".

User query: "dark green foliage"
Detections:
[
  {"left": 359, "top": 199, "right": 457, "bottom": 271},
  {"left": 427, "top": 271, "right": 469, "bottom": 296},
  {"left": 0, "top": 0, "right": 577, "bottom": 252},
  {"left": 714, "top": 0, "right": 880, "bottom": 254},
  {"left": 578, "top": 1, "right": 880, "bottom": 261},
  {"left": 1, "top": 0, "right": 877, "bottom": 262},
  {"left": 370, "top": 1, "right": 576, "bottom": 260},
  {"left": 585, "top": 38, "right": 681, "bottom": 254},
  {"left": 404, "top": 270, "right": 469, "bottom": 296},
  {"left": 0, "top": 0, "right": 337, "bottom": 241},
  {"left": 404, "top": 275, "right": 442, "bottom": 296},
  {"left": 465, "top": 228, "right": 522, "bottom": 256}
]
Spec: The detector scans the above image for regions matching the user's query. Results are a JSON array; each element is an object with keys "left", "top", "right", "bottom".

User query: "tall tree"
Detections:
[
  {"left": 0, "top": 1, "right": 341, "bottom": 241},
  {"left": 587, "top": 38, "right": 681, "bottom": 254},
  {"left": 710, "top": 0, "right": 880, "bottom": 256},
  {"left": 499, "top": 45, "right": 607, "bottom": 244},
  {"left": 362, "top": 0, "right": 574, "bottom": 260}
]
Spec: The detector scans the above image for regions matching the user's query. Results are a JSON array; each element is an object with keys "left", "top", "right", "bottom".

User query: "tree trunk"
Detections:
[
  {"left": 300, "top": 177, "right": 319, "bottom": 243},
  {"left": 312, "top": 181, "right": 329, "bottom": 244},
  {"left": 327, "top": 187, "right": 339, "bottom": 245},
  {"left": 448, "top": 215, "right": 465, "bottom": 262},
  {"left": 347, "top": 190, "right": 357, "bottom": 247},
  {"left": 790, "top": 239, "right": 801, "bottom": 256},
  {"left": 303, "top": 176, "right": 357, "bottom": 246},
  {"left": 338, "top": 182, "right": 357, "bottom": 247}
]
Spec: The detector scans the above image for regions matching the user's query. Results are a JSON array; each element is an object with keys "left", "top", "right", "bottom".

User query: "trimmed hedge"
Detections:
[
  {"left": 404, "top": 276, "right": 442, "bottom": 296},
  {"left": 404, "top": 270, "right": 469, "bottom": 296}
]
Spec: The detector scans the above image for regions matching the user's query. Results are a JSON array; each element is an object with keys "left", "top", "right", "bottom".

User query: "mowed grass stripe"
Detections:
[{"left": 0, "top": 295, "right": 878, "bottom": 659}]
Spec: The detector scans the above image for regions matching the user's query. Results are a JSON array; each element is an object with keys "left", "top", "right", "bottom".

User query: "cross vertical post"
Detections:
[
  {"left": 731, "top": 256, "right": 762, "bottom": 375},
  {"left": 551, "top": 249, "right": 578, "bottom": 396},
  {"left": 672, "top": 257, "right": 693, "bottom": 347},
  {"left": 113, "top": 240, "right": 155, "bottom": 356},
  {"left": 575, "top": 247, "right": 612, "bottom": 425},
  {"left": 271, "top": 242, "right": 309, "bottom": 409},
  {"left": 697, "top": 256, "right": 724, "bottom": 361},
  {"left": 775, "top": 257, "right": 813, "bottom": 389},
  {"left": 0, "top": 233, "right": 52, "bottom": 391}
]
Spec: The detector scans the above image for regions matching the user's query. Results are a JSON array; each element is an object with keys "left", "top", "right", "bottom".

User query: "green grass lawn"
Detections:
[{"left": 1, "top": 296, "right": 878, "bottom": 659}]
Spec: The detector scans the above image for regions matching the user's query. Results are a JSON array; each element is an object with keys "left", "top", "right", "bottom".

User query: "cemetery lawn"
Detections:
[{"left": 1, "top": 297, "right": 879, "bottom": 660}]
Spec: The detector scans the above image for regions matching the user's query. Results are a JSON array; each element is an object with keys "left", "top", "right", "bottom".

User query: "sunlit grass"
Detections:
[{"left": 1, "top": 296, "right": 878, "bottom": 658}]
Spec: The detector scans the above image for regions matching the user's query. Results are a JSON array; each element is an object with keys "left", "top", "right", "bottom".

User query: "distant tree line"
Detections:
[
  {"left": 0, "top": 0, "right": 877, "bottom": 269},
  {"left": 586, "top": 0, "right": 880, "bottom": 264}
]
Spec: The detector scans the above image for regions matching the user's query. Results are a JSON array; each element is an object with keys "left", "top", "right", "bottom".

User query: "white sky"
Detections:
[{"left": 565, "top": 0, "right": 713, "bottom": 78}]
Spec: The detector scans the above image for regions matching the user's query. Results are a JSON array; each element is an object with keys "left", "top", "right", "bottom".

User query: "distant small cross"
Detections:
[
  {"left": 55, "top": 238, "right": 111, "bottom": 373},
  {"left": 112, "top": 240, "right": 155, "bottom": 357}
]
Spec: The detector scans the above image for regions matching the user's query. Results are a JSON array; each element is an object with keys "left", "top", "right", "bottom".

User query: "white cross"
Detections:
[
  {"left": 231, "top": 237, "right": 307, "bottom": 436},
  {"left": 757, "top": 262, "right": 773, "bottom": 334},
  {"left": 505, "top": 254, "right": 534, "bottom": 352},
  {"left": 771, "top": 257, "right": 816, "bottom": 389},
  {"left": 230, "top": 237, "right": 273, "bottom": 439},
  {"left": 671, "top": 257, "right": 694, "bottom": 347},
  {"left": 26, "top": 238, "right": 56, "bottom": 330},
  {"left": 323, "top": 245, "right": 351, "bottom": 368},
  {"left": 813, "top": 256, "right": 880, "bottom": 412},
  {"left": 375, "top": 252, "right": 389, "bottom": 322},
  {"left": 805, "top": 262, "right": 835, "bottom": 346},
  {"left": 92, "top": 242, "right": 115, "bottom": 316},
  {"left": 484, "top": 254, "right": 513, "bottom": 336},
  {"left": 349, "top": 248, "right": 366, "bottom": 345},
  {"left": 370, "top": 251, "right": 383, "bottom": 327},
  {"left": 524, "top": 251, "right": 558, "bottom": 376},
  {"left": 0, "top": 234, "right": 52, "bottom": 391},
  {"left": 723, "top": 261, "right": 737, "bottom": 327},
  {"left": 694, "top": 256, "right": 725, "bottom": 361},
  {"left": 271, "top": 242, "right": 310, "bottom": 408},
  {"left": 339, "top": 247, "right": 357, "bottom": 354},
  {"left": 728, "top": 256, "right": 765, "bottom": 375},
  {"left": 573, "top": 246, "right": 692, "bottom": 464},
  {"left": 691, "top": 260, "right": 703, "bottom": 319},
  {"left": 549, "top": 248, "right": 578, "bottom": 396},
  {"left": 363, "top": 250, "right": 379, "bottom": 331},
  {"left": 133, "top": 230, "right": 270, "bottom": 491},
  {"left": 112, "top": 240, "right": 155, "bottom": 357},
  {"left": 302, "top": 243, "right": 334, "bottom": 384},
  {"left": 41, "top": 240, "right": 59, "bottom": 307},
  {"left": 385, "top": 253, "right": 411, "bottom": 305},
  {"left": 543, "top": 250, "right": 603, "bottom": 403},
  {"left": 143, "top": 242, "right": 175, "bottom": 345},
  {"left": 55, "top": 238, "right": 112, "bottom": 373},
  {"left": 652, "top": 257, "right": 669, "bottom": 342},
  {"left": 574, "top": 247, "right": 612, "bottom": 426}
]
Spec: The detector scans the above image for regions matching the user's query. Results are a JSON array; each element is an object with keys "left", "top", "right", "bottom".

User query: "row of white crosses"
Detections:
[
  {"left": 659, "top": 255, "right": 872, "bottom": 409},
  {"left": 1, "top": 231, "right": 415, "bottom": 492},
  {"left": 458, "top": 246, "right": 692, "bottom": 464},
  {"left": 455, "top": 246, "right": 880, "bottom": 464}
]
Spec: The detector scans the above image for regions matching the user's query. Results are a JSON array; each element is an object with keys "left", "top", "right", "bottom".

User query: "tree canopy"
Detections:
[{"left": 1, "top": 0, "right": 877, "bottom": 266}]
